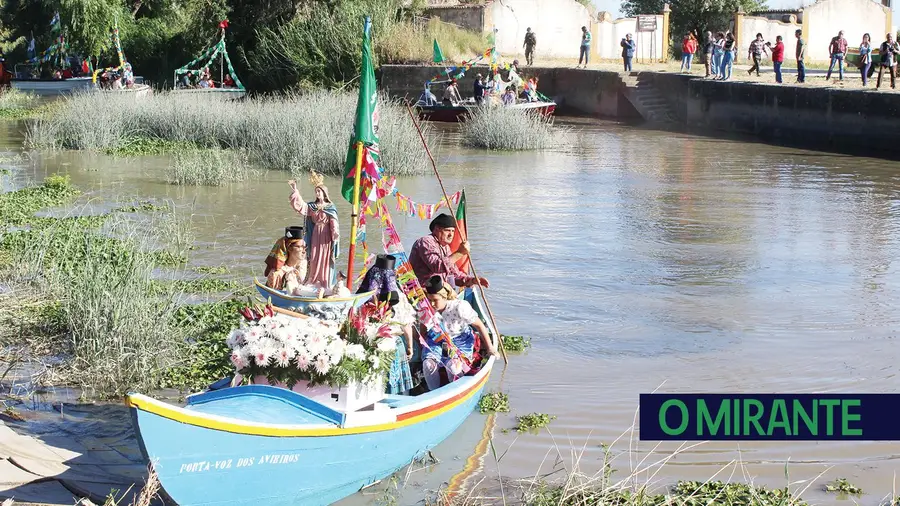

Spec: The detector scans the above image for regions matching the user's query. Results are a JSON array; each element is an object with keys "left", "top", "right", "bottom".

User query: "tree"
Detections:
[
  {"left": 621, "top": 0, "right": 767, "bottom": 56},
  {"left": 50, "top": 0, "right": 130, "bottom": 58}
]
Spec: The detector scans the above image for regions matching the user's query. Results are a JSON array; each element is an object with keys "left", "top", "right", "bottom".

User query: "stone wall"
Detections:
[
  {"left": 802, "top": 0, "right": 891, "bottom": 62},
  {"left": 595, "top": 14, "right": 666, "bottom": 62},
  {"left": 422, "top": 5, "right": 486, "bottom": 32},
  {"left": 486, "top": 0, "right": 595, "bottom": 58},
  {"left": 736, "top": 14, "right": 801, "bottom": 63}
]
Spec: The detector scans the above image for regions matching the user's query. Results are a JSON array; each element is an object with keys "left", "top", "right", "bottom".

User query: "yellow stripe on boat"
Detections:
[{"left": 125, "top": 363, "right": 492, "bottom": 437}]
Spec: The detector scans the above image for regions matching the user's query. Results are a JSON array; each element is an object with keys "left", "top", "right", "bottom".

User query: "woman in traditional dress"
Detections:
[
  {"left": 288, "top": 172, "right": 340, "bottom": 290},
  {"left": 265, "top": 228, "right": 308, "bottom": 294},
  {"left": 420, "top": 275, "right": 497, "bottom": 391}
]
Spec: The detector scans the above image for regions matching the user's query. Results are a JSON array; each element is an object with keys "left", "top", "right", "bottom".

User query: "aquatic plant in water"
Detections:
[
  {"left": 459, "top": 105, "right": 563, "bottom": 151},
  {"left": 478, "top": 391, "right": 510, "bottom": 414},
  {"left": 26, "top": 90, "right": 435, "bottom": 177},
  {"left": 166, "top": 147, "right": 255, "bottom": 186},
  {"left": 515, "top": 412, "right": 556, "bottom": 433},
  {"left": 501, "top": 334, "right": 531, "bottom": 352}
]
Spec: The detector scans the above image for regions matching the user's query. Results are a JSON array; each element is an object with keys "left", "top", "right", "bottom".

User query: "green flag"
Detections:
[
  {"left": 433, "top": 39, "right": 445, "bottom": 63},
  {"left": 341, "top": 16, "right": 380, "bottom": 204}
]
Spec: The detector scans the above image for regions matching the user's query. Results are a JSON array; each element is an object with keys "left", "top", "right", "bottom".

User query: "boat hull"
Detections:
[
  {"left": 11, "top": 77, "right": 95, "bottom": 96},
  {"left": 254, "top": 279, "right": 375, "bottom": 317},
  {"left": 172, "top": 88, "right": 246, "bottom": 99},
  {"left": 128, "top": 373, "right": 488, "bottom": 506},
  {"left": 418, "top": 101, "right": 556, "bottom": 123}
]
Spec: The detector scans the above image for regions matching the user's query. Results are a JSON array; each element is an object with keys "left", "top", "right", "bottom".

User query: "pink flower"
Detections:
[
  {"left": 295, "top": 352, "right": 310, "bottom": 371},
  {"left": 275, "top": 348, "right": 292, "bottom": 368}
]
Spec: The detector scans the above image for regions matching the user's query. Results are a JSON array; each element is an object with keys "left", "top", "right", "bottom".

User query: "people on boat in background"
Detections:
[
  {"left": 420, "top": 275, "right": 497, "bottom": 390},
  {"left": 265, "top": 229, "right": 309, "bottom": 294},
  {"left": 502, "top": 86, "right": 516, "bottom": 105},
  {"left": 288, "top": 172, "right": 340, "bottom": 289},
  {"left": 122, "top": 63, "right": 135, "bottom": 88},
  {"left": 418, "top": 86, "right": 438, "bottom": 106},
  {"left": 409, "top": 213, "right": 488, "bottom": 297},
  {"left": 473, "top": 74, "right": 487, "bottom": 104},
  {"left": 223, "top": 74, "right": 235, "bottom": 88},
  {"left": 507, "top": 60, "right": 524, "bottom": 90},
  {"left": 442, "top": 79, "right": 461, "bottom": 106}
]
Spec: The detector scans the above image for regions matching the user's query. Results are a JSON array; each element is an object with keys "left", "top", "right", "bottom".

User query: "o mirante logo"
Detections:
[{"left": 637, "top": 394, "right": 893, "bottom": 441}]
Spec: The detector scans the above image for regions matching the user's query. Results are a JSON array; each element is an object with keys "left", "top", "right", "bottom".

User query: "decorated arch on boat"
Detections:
[
  {"left": 173, "top": 20, "right": 245, "bottom": 90},
  {"left": 91, "top": 21, "right": 130, "bottom": 85}
]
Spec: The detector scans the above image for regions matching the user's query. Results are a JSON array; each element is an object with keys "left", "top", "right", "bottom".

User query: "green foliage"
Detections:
[
  {"left": 166, "top": 147, "right": 255, "bottom": 186},
  {"left": 501, "top": 334, "right": 530, "bottom": 352},
  {"left": 55, "top": 0, "right": 130, "bottom": 58},
  {"left": 162, "top": 298, "right": 245, "bottom": 392},
  {"left": 515, "top": 412, "right": 556, "bottom": 433},
  {"left": 825, "top": 478, "right": 863, "bottom": 495},
  {"left": 0, "top": 89, "right": 42, "bottom": 119},
  {"left": 194, "top": 265, "right": 229, "bottom": 275},
  {"left": 103, "top": 137, "right": 201, "bottom": 157},
  {"left": 0, "top": 174, "right": 79, "bottom": 226},
  {"left": 478, "top": 391, "right": 509, "bottom": 414}
]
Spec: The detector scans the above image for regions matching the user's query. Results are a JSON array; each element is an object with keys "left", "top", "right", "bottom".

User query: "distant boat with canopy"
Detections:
[
  {"left": 11, "top": 13, "right": 148, "bottom": 96},
  {"left": 173, "top": 20, "right": 246, "bottom": 99},
  {"left": 414, "top": 37, "right": 556, "bottom": 122}
]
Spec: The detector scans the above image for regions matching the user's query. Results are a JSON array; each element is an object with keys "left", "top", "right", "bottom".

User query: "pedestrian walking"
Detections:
[
  {"left": 621, "top": 33, "right": 636, "bottom": 72},
  {"left": 825, "top": 30, "right": 848, "bottom": 81},
  {"left": 523, "top": 28, "right": 536, "bottom": 66},
  {"left": 795, "top": 29, "right": 806, "bottom": 83},
  {"left": 747, "top": 33, "right": 768, "bottom": 76},
  {"left": 577, "top": 26, "right": 591, "bottom": 68}
]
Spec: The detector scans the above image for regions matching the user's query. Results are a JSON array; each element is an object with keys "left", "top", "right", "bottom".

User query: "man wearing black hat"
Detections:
[{"left": 409, "top": 213, "right": 489, "bottom": 296}]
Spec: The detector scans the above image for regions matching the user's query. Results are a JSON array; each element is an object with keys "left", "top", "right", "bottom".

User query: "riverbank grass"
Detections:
[
  {"left": 26, "top": 90, "right": 435, "bottom": 177},
  {"left": 0, "top": 89, "right": 41, "bottom": 119},
  {"left": 459, "top": 105, "right": 562, "bottom": 151}
]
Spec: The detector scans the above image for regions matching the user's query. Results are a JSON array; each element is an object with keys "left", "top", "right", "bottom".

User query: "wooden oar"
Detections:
[{"left": 404, "top": 103, "right": 509, "bottom": 366}]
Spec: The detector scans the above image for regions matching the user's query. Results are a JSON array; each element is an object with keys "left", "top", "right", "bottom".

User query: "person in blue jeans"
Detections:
[
  {"left": 858, "top": 33, "right": 872, "bottom": 86},
  {"left": 719, "top": 33, "right": 735, "bottom": 80},
  {"left": 621, "top": 33, "right": 636, "bottom": 71},
  {"left": 577, "top": 26, "right": 591, "bottom": 68},
  {"left": 825, "top": 30, "right": 848, "bottom": 81},
  {"left": 795, "top": 29, "right": 806, "bottom": 83},
  {"left": 711, "top": 32, "right": 725, "bottom": 78},
  {"left": 766, "top": 35, "right": 785, "bottom": 83}
]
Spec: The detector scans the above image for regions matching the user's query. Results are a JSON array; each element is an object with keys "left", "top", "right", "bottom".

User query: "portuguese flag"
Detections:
[{"left": 449, "top": 190, "right": 470, "bottom": 274}]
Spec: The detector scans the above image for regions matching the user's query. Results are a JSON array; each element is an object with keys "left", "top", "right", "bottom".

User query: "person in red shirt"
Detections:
[
  {"left": 680, "top": 33, "right": 698, "bottom": 72},
  {"left": 767, "top": 35, "right": 785, "bottom": 83}
]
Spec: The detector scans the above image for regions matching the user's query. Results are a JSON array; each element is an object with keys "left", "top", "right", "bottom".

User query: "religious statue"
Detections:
[{"left": 288, "top": 171, "right": 340, "bottom": 290}]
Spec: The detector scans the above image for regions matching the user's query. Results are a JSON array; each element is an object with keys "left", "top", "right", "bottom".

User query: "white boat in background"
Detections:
[{"left": 11, "top": 77, "right": 151, "bottom": 97}]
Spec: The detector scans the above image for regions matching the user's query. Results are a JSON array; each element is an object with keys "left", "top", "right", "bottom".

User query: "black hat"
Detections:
[
  {"left": 378, "top": 290, "right": 400, "bottom": 307},
  {"left": 374, "top": 254, "right": 396, "bottom": 271},
  {"left": 429, "top": 213, "right": 456, "bottom": 232},
  {"left": 285, "top": 226, "right": 304, "bottom": 239},
  {"left": 423, "top": 275, "right": 444, "bottom": 295}
]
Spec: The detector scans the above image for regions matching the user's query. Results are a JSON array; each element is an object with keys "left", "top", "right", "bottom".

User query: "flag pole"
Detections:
[
  {"left": 346, "top": 140, "right": 365, "bottom": 290},
  {"left": 404, "top": 103, "right": 508, "bottom": 365}
]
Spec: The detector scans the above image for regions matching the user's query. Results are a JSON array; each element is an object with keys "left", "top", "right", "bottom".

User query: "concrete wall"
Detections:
[
  {"left": 803, "top": 0, "right": 891, "bottom": 62},
  {"left": 422, "top": 5, "right": 485, "bottom": 32},
  {"left": 736, "top": 14, "right": 801, "bottom": 63},
  {"left": 595, "top": 14, "right": 665, "bottom": 61},
  {"left": 486, "top": 0, "right": 594, "bottom": 58}
]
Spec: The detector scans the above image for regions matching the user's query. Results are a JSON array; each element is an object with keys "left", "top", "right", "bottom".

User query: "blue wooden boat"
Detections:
[
  {"left": 254, "top": 278, "right": 376, "bottom": 317},
  {"left": 125, "top": 286, "right": 498, "bottom": 506}
]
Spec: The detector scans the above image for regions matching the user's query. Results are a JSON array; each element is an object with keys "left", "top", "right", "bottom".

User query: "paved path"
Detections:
[{"left": 0, "top": 402, "right": 153, "bottom": 505}]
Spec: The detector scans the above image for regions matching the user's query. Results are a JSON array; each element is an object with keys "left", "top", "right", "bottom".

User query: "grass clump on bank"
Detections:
[
  {"left": 26, "top": 90, "right": 434, "bottom": 177},
  {"left": 459, "top": 105, "right": 562, "bottom": 151},
  {"left": 0, "top": 89, "right": 41, "bottom": 119},
  {"left": 167, "top": 148, "right": 254, "bottom": 186},
  {"left": 103, "top": 137, "right": 201, "bottom": 157}
]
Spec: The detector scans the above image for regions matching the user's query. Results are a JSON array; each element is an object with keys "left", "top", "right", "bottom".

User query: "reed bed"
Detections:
[
  {"left": 459, "top": 105, "right": 563, "bottom": 151},
  {"left": 0, "top": 176, "right": 199, "bottom": 398},
  {"left": 0, "top": 89, "right": 40, "bottom": 118},
  {"left": 166, "top": 148, "right": 254, "bottom": 186},
  {"left": 26, "top": 90, "right": 434, "bottom": 177}
]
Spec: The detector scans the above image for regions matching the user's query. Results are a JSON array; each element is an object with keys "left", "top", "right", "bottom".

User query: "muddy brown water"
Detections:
[{"left": 3, "top": 117, "right": 900, "bottom": 505}]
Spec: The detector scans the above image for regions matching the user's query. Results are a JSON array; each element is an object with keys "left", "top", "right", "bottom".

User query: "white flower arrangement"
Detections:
[{"left": 227, "top": 312, "right": 397, "bottom": 389}]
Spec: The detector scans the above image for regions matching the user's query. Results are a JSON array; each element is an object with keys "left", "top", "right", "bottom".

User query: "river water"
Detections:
[{"left": 3, "top": 116, "right": 900, "bottom": 505}]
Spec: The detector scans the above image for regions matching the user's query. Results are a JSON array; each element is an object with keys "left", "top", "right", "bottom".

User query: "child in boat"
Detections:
[
  {"left": 382, "top": 290, "right": 416, "bottom": 395},
  {"left": 319, "top": 271, "right": 352, "bottom": 299}
]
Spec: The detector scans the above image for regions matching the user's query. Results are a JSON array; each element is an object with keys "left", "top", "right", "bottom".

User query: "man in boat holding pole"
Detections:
[{"left": 409, "top": 213, "right": 489, "bottom": 298}]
